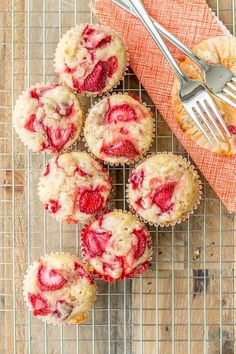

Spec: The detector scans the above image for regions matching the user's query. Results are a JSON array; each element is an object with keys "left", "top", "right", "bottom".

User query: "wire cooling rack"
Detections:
[{"left": 1, "top": 0, "right": 236, "bottom": 353}]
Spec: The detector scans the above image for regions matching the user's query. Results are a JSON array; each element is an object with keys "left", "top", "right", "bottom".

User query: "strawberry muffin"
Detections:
[
  {"left": 54, "top": 24, "right": 127, "bottom": 95},
  {"left": 14, "top": 83, "right": 83, "bottom": 153},
  {"left": 38, "top": 152, "right": 112, "bottom": 224},
  {"left": 84, "top": 94, "right": 154, "bottom": 165},
  {"left": 128, "top": 153, "right": 201, "bottom": 226},
  {"left": 23, "top": 253, "right": 97, "bottom": 325},
  {"left": 172, "top": 36, "right": 236, "bottom": 156},
  {"left": 81, "top": 210, "right": 152, "bottom": 282}
]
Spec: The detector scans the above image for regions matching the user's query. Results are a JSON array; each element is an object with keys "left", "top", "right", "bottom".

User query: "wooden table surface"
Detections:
[{"left": 1, "top": 0, "right": 236, "bottom": 353}]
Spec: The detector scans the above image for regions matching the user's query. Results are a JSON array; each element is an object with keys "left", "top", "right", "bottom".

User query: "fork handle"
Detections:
[
  {"left": 113, "top": 0, "right": 210, "bottom": 72},
  {"left": 126, "top": 0, "right": 190, "bottom": 83}
]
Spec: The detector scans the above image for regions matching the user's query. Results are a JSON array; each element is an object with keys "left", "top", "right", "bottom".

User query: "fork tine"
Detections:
[
  {"left": 184, "top": 105, "right": 214, "bottom": 146},
  {"left": 198, "top": 100, "right": 226, "bottom": 140},
  {"left": 223, "top": 87, "right": 236, "bottom": 101},
  {"left": 201, "top": 96, "right": 231, "bottom": 138},
  {"left": 193, "top": 103, "right": 220, "bottom": 143},
  {"left": 217, "top": 92, "right": 236, "bottom": 109}
]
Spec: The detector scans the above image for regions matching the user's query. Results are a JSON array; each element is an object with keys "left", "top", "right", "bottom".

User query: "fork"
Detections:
[
  {"left": 114, "top": 0, "right": 230, "bottom": 146},
  {"left": 113, "top": 0, "right": 236, "bottom": 110}
]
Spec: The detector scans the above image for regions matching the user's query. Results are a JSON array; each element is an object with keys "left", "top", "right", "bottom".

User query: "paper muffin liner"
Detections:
[
  {"left": 53, "top": 23, "right": 130, "bottom": 98},
  {"left": 80, "top": 209, "right": 153, "bottom": 283},
  {"left": 13, "top": 82, "right": 84, "bottom": 154},
  {"left": 37, "top": 152, "right": 113, "bottom": 225},
  {"left": 126, "top": 152, "right": 202, "bottom": 228},
  {"left": 82, "top": 91, "right": 156, "bottom": 166},
  {"left": 23, "top": 252, "right": 97, "bottom": 326}
]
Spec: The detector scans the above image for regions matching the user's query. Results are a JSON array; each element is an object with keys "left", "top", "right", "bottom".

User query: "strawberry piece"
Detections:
[
  {"left": 105, "top": 103, "right": 136, "bottom": 124},
  {"left": 28, "top": 293, "right": 51, "bottom": 316},
  {"left": 55, "top": 102, "right": 74, "bottom": 117},
  {"left": 42, "top": 163, "right": 50, "bottom": 177},
  {"left": 64, "top": 63, "right": 77, "bottom": 74},
  {"left": 132, "top": 228, "right": 147, "bottom": 259},
  {"left": 83, "top": 227, "right": 112, "bottom": 257},
  {"left": 128, "top": 93, "right": 142, "bottom": 102},
  {"left": 152, "top": 182, "right": 176, "bottom": 213},
  {"left": 130, "top": 169, "right": 144, "bottom": 190},
  {"left": 106, "top": 56, "right": 118, "bottom": 77},
  {"left": 78, "top": 190, "right": 104, "bottom": 214},
  {"left": 38, "top": 265, "right": 67, "bottom": 291},
  {"left": 83, "top": 61, "right": 108, "bottom": 92},
  {"left": 120, "top": 127, "right": 129, "bottom": 135},
  {"left": 94, "top": 35, "right": 112, "bottom": 49},
  {"left": 44, "top": 124, "right": 76, "bottom": 152},
  {"left": 82, "top": 24, "right": 112, "bottom": 50},
  {"left": 53, "top": 300, "right": 73, "bottom": 320},
  {"left": 24, "top": 114, "right": 36, "bottom": 132},
  {"left": 101, "top": 140, "right": 139, "bottom": 158},
  {"left": 74, "top": 166, "right": 91, "bottom": 177},
  {"left": 44, "top": 199, "right": 60, "bottom": 214},
  {"left": 74, "top": 262, "right": 94, "bottom": 283},
  {"left": 228, "top": 125, "right": 236, "bottom": 135},
  {"left": 30, "top": 90, "right": 39, "bottom": 100},
  {"left": 135, "top": 197, "right": 144, "bottom": 208}
]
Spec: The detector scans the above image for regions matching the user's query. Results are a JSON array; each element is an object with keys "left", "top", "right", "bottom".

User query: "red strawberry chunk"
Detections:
[
  {"left": 64, "top": 63, "right": 77, "bottom": 74},
  {"left": 30, "top": 89, "right": 39, "bottom": 100},
  {"left": 44, "top": 124, "right": 76, "bottom": 152},
  {"left": 228, "top": 125, "right": 236, "bottom": 135},
  {"left": 105, "top": 103, "right": 136, "bottom": 124},
  {"left": 132, "top": 228, "right": 147, "bottom": 259},
  {"left": 74, "top": 166, "right": 91, "bottom": 177},
  {"left": 28, "top": 293, "right": 51, "bottom": 316},
  {"left": 44, "top": 199, "right": 60, "bottom": 214},
  {"left": 135, "top": 197, "right": 144, "bottom": 208},
  {"left": 83, "top": 228, "right": 112, "bottom": 257},
  {"left": 101, "top": 140, "right": 139, "bottom": 158},
  {"left": 74, "top": 262, "right": 94, "bottom": 283},
  {"left": 53, "top": 300, "right": 73, "bottom": 320},
  {"left": 24, "top": 114, "right": 37, "bottom": 132},
  {"left": 82, "top": 24, "right": 112, "bottom": 50},
  {"left": 42, "top": 163, "right": 50, "bottom": 177},
  {"left": 55, "top": 102, "right": 74, "bottom": 117},
  {"left": 83, "top": 61, "right": 108, "bottom": 92},
  {"left": 106, "top": 56, "right": 118, "bottom": 77},
  {"left": 152, "top": 182, "right": 176, "bottom": 213},
  {"left": 38, "top": 265, "right": 67, "bottom": 291},
  {"left": 78, "top": 190, "right": 104, "bottom": 214},
  {"left": 130, "top": 169, "right": 144, "bottom": 190}
]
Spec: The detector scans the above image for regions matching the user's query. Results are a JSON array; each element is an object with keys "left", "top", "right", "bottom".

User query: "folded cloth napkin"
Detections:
[{"left": 92, "top": 0, "right": 236, "bottom": 213}]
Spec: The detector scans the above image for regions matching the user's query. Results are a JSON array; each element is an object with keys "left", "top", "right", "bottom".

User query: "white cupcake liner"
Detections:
[
  {"left": 37, "top": 151, "right": 113, "bottom": 225},
  {"left": 13, "top": 82, "right": 84, "bottom": 154},
  {"left": 126, "top": 152, "right": 202, "bottom": 228},
  {"left": 80, "top": 209, "right": 153, "bottom": 282},
  {"left": 82, "top": 92, "right": 156, "bottom": 166},
  {"left": 53, "top": 23, "right": 130, "bottom": 98},
  {"left": 23, "top": 252, "right": 97, "bottom": 326}
]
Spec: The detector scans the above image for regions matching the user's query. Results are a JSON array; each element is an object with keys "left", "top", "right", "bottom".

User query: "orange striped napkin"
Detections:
[{"left": 92, "top": 0, "right": 236, "bottom": 213}]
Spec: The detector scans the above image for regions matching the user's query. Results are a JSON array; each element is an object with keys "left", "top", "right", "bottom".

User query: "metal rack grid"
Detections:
[{"left": 0, "top": 0, "right": 236, "bottom": 353}]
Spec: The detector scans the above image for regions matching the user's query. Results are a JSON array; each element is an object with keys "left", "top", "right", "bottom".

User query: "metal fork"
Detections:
[
  {"left": 114, "top": 0, "right": 230, "bottom": 146},
  {"left": 113, "top": 0, "right": 236, "bottom": 110}
]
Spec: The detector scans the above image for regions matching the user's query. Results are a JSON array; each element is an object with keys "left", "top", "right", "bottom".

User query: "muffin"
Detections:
[
  {"left": 14, "top": 83, "right": 83, "bottom": 153},
  {"left": 128, "top": 153, "right": 201, "bottom": 226},
  {"left": 84, "top": 93, "right": 154, "bottom": 165},
  {"left": 81, "top": 210, "right": 152, "bottom": 282},
  {"left": 54, "top": 24, "right": 128, "bottom": 95},
  {"left": 23, "top": 253, "right": 97, "bottom": 325},
  {"left": 38, "top": 152, "right": 112, "bottom": 224},
  {"left": 172, "top": 36, "right": 236, "bottom": 156}
]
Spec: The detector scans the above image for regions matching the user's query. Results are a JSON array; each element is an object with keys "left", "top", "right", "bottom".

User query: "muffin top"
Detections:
[
  {"left": 128, "top": 153, "right": 201, "bottom": 226},
  {"left": 38, "top": 152, "right": 112, "bottom": 224},
  {"left": 23, "top": 253, "right": 97, "bottom": 325},
  {"left": 81, "top": 210, "right": 152, "bottom": 282},
  {"left": 14, "top": 83, "right": 83, "bottom": 153},
  {"left": 172, "top": 36, "right": 236, "bottom": 156},
  {"left": 55, "top": 24, "right": 127, "bottom": 95},
  {"left": 84, "top": 94, "right": 154, "bottom": 164}
]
